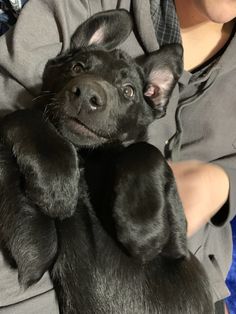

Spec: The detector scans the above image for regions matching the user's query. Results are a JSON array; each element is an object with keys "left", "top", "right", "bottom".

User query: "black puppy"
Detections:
[{"left": 0, "top": 10, "right": 214, "bottom": 314}]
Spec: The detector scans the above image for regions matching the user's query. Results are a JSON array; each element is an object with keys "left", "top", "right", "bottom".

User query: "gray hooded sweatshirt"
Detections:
[{"left": 0, "top": 0, "right": 235, "bottom": 312}]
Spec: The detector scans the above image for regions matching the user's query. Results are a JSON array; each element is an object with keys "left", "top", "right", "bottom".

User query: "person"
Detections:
[{"left": 0, "top": 0, "right": 235, "bottom": 313}]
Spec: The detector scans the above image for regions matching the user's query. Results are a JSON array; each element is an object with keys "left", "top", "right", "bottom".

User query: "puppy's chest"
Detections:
[
  {"left": 51, "top": 163, "right": 205, "bottom": 314},
  {"left": 52, "top": 159, "right": 151, "bottom": 307},
  {"left": 53, "top": 196, "right": 147, "bottom": 310},
  {"left": 53, "top": 230, "right": 153, "bottom": 313}
]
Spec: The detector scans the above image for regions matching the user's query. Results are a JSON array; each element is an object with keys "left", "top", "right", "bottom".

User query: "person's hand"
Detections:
[{"left": 169, "top": 160, "right": 229, "bottom": 237}]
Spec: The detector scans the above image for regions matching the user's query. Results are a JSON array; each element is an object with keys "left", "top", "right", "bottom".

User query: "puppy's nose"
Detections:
[{"left": 71, "top": 82, "right": 105, "bottom": 111}]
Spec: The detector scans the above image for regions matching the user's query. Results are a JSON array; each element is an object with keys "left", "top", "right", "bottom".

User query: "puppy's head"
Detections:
[{"left": 42, "top": 10, "right": 183, "bottom": 147}]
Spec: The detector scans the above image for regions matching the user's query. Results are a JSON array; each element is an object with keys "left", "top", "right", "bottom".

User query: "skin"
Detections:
[
  {"left": 169, "top": 160, "right": 229, "bottom": 237},
  {"left": 175, "top": 0, "right": 236, "bottom": 70},
  {"left": 191, "top": 0, "right": 236, "bottom": 23}
]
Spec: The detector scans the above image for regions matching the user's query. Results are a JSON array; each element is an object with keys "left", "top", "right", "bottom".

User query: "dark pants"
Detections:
[{"left": 215, "top": 300, "right": 225, "bottom": 314}]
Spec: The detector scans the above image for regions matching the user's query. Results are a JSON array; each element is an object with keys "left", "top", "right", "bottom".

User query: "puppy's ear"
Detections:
[
  {"left": 140, "top": 44, "right": 183, "bottom": 118},
  {"left": 71, "top": 9, "right": 132, "bottom": 50},
  {"left": 113, "top": 142, "right": 188, "bottom": 263}
]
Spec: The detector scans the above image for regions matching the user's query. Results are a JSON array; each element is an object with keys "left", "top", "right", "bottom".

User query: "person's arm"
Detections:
[{"left": 169, "top": 160, "right": 230, "bottom": 237}]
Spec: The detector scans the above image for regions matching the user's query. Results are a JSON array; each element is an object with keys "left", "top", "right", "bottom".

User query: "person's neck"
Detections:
[{"left": 175, "top": 0, "right": 235, "bottom": 71}]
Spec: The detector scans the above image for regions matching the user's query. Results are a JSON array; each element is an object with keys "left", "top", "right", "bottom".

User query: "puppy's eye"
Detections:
[
  {"left": 72, "top": 63, "right": 84, "bottom": 73},
  {"left": 123, "top": 85, "right": 134, "bottom": 98}
]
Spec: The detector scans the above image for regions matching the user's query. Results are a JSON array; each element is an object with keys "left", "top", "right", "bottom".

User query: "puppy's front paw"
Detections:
[
  {"left": 23, "top": 141, "right": 80, "bottom": 219},
  {"left": 11, "top": 208, "right": 58, "bottom": 288},
  {"left": 3, "top": 110, "right": 80, "bottom": 220},
  {"left": 113, "top": 142, "right": 188, "bottom": 262}
]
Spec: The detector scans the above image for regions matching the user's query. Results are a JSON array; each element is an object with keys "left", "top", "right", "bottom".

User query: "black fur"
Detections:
[{"left": 0, "top": 10, "right": 214, "bottom": 314}]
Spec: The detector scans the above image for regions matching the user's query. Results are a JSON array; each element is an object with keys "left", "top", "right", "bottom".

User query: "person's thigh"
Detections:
[{"left": 0, "top": 289, "right": 59, "bottom": 314}]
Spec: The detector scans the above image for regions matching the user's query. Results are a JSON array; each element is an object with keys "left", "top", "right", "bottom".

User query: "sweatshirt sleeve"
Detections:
[{"left": 0, "top": 0, "right": 90, "bottom": 113}]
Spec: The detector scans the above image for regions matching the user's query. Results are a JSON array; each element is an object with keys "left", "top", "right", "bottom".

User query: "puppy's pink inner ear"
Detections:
[
  {"left": 88, "top": 26, "right": 105, "bottom": 46},
  {"left": 144, "top": 84, "right": 160, "bottom": 98},
  {"left": 144, "top": 69, "right": 174, "bottom": 98}
]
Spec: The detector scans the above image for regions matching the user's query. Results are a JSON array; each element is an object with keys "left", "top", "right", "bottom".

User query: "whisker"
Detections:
[
  {"left": 32, "top": 91, "right": 56, "bottom": 103},
  {"left": 43, "top": 100, "right": 64, "bottom": 124}
]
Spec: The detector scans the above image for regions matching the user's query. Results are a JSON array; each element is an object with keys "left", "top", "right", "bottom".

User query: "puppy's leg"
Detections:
[
  {"left": 0, "top": 142, "right": 57, "bottom": 288},
  {"left": 113, "top": 142, "right": 189, "bottom": 263},
  {"left": 0, "top": 109, "right": 80, "bottom": 219}
]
